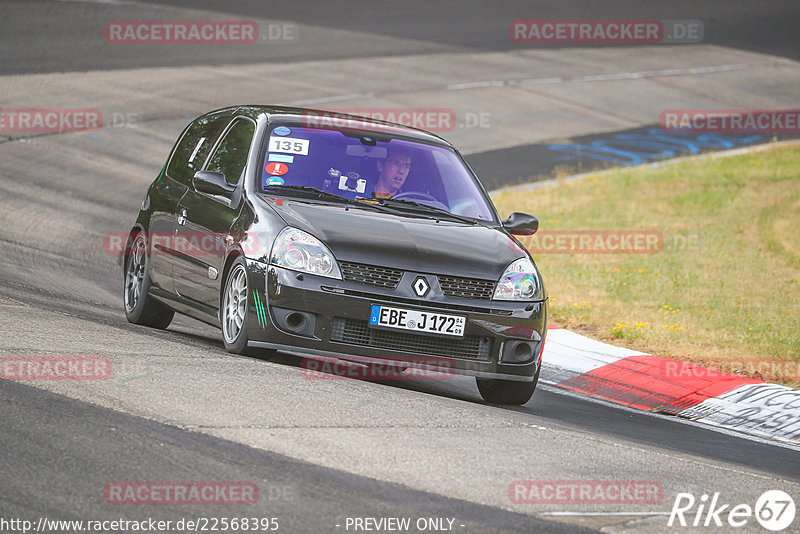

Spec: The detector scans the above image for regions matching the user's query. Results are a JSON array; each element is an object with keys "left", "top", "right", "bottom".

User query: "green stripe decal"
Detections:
[
  {"left": 259, "top": 290, "right": 268, "bottom": 329},
  {"left": 253, "top": 289, "right": 268, "bottom": 329},
  {"left": 257, "top": 290, "right": 267, "bottom": 329}
]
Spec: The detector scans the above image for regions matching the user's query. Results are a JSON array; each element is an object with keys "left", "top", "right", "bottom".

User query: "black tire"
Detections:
[
  {"left": 124, "top": 232, "right": 174, "bottom": 329},
  {"left": 221, "top": 257, "right": 253, "bottom": 355},
  {"left": 476, "top": 367, "right": 539, "bottom": 405}
]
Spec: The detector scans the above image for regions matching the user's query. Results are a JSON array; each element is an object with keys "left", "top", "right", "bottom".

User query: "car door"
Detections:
[
  {"left": 148, "top": 110, "right": 231, "bottom": 293},
  {"left": 172, "top": 117, "right": 256, "bottom": 310}
]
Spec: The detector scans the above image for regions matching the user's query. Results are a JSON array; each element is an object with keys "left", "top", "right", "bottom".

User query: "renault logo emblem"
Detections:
[{"left": 412, "top": 276, "right": 430, "bottom": 297}]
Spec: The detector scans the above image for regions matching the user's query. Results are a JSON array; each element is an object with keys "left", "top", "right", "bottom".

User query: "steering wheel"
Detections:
[
  {"left": 390, "top": 191, "right": 449, "bottom": 211},
  {"left": 391, "top": 191, "right": 438, "bottom": 203}
]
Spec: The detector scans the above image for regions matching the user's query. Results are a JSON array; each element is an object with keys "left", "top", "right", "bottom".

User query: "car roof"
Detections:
[{"left": 198, "top": 105, "right": 454, "bottom": 148}]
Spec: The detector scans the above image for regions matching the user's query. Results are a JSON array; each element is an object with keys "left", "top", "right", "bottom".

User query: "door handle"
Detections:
[{"left": 177, "top": 209, "right": 187, "bottom": 226}]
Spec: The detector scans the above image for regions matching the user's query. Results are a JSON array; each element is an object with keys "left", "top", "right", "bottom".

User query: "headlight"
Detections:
[
  {"left": 493, "top": 257, "right": 540, "bottom": 301},
  {"left": 270, "top": 227, "right": 342, "bottom": 279}
]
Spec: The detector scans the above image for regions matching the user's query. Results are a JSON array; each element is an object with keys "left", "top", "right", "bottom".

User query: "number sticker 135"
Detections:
[{"left": 269, "top": 136, "right": 309, "bottom": 156}]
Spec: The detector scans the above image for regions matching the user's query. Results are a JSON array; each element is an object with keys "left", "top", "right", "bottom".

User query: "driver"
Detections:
[{"left": 372, "top": 147, "right": 412, "bottom": 199}]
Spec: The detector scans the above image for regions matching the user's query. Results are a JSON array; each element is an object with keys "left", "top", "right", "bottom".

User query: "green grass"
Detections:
[{"left": 491, "top": 145, "right": 800, "bottom": 387}]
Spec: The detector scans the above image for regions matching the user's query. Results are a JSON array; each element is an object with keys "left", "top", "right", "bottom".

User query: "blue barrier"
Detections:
[{"left": 548, "top": 129, "right": 764, "bottom": 165}]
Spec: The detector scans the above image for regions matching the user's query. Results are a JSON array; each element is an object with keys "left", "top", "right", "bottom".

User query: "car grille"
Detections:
[
  {"left": 330, "top": 318, "right": 492, "bottom": 360},
  {"left": 438, "top": 275, "right": 495, "bottom": 300},
  {"left": 340, "top": 262, "right": 403, "bottom": 289},
  {"left": 339, "top": 261, "right": 496, "bottom": 301}
]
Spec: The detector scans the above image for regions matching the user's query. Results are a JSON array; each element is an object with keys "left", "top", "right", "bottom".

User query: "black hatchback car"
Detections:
[{"left": 123, "top": 105, "right": 547, "bottom": 404}]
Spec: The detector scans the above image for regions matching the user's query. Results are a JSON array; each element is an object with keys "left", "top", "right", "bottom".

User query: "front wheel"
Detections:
[
  {"left": 221, "top": 257, "right": 253, "bottom": 354},
  {"left": 476, "top": 368, "right": 539, "bottom": 405}
]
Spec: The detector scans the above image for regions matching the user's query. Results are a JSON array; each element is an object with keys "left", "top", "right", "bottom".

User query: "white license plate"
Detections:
[{"left": 369, "top": 305, "right": 466, "bottom": 337}]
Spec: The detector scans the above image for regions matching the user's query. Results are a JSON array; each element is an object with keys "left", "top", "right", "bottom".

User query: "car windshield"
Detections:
[{"left": 259, "top": 126, "right": 496, "bottom": 222}]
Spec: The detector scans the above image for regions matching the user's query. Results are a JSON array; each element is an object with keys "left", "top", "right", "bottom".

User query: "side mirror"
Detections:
[
  {"left": 193, "top": 170, "right": 235, "bottom": 198},
  {"left": 502, "top": 212, "right": 538, "bottom": 236}
]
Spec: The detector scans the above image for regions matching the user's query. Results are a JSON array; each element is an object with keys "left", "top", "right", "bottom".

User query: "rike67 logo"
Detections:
[{"left": 668, "top": 490, "right": 795, "bottom": 531}]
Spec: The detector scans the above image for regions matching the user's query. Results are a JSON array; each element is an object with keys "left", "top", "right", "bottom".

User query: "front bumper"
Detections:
[{"left": 245, "top": 260, "right": 547, "bottom": 381}]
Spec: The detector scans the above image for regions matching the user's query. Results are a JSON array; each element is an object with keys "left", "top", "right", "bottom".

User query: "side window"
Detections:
[
  {"left": 206, "top": 119, "right": 256, "bottom": 186},
  {"left": 166, "top": 112, "right": 229, "bottom": 186}
]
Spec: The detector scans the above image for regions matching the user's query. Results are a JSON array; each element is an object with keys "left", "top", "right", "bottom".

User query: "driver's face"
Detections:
[{"left": 377, "top": 153, "right": 411, "bottom": 193}]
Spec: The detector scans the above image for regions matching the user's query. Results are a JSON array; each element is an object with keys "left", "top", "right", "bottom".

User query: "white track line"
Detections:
[{"left": 447, "top": 63, "right": 748, "bottom": 90}]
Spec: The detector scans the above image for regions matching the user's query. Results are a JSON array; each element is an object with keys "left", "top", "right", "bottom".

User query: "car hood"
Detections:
[{"left": 262, "top": 197, "right": 527, "bottom": 279}]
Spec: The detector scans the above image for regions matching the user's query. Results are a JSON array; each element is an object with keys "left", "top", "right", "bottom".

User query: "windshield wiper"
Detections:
[
  {"left": 262, "top": 186, "right": 407, "bottom": 215},
  {"left": 263, "top": 185, "right": 357, "bottom": 203},
  {"left": 377, "top": 198, "right": 479, "bottom": 225}
]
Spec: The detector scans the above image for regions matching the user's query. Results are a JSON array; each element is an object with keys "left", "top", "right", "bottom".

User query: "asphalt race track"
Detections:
[{"left": 1, "top": 1, "right": 799, "bottom": 533}]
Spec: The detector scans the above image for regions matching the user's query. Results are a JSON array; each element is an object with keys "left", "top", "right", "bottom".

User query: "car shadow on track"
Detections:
[
  {"left": 164, "top": 318, "right": 506, "bottom": 407},
  {"left": 142, "top": 317, "right": 800, "bottom": 480}
]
